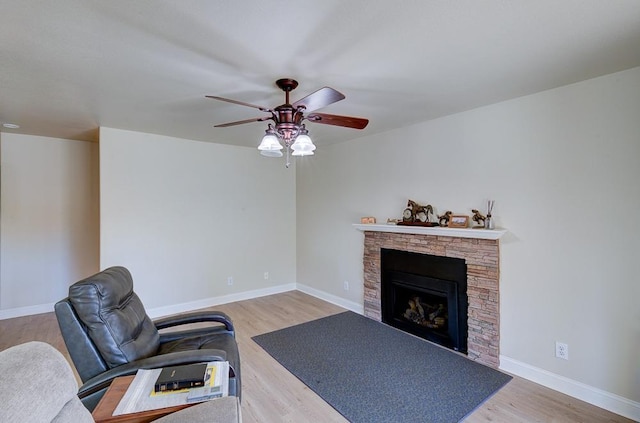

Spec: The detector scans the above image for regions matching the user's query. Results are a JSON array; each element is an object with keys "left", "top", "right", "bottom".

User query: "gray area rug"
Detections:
[{"left": 252, "top": 311, "right": 512, "bottom": 423}]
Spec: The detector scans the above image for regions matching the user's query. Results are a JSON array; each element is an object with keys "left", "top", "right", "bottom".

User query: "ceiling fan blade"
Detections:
[
  {"left": 292, "top": 87, "right": 345, "bottom": 113},
  {"left": 214, "top": 116, "right": 272, "bottom": 128},
  {"left": 307, "top": 113, "right": 369, "bottom": 130},
  {"left": 206, "top": 95, "right": 272, "bottom": 112}
]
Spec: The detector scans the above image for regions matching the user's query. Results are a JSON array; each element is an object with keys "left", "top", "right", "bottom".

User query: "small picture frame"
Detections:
[{"left": 448, "top": 215, "right": 469, "bottom": 228}]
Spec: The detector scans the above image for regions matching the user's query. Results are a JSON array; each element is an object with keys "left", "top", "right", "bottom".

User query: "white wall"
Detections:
[
  {"left": 99, "top": 128, "right": 296, "bottom": 311},
  {"left": 296, "top": 67, "right": 640, "bottom": 416},
  {"left": 0, "top": 133, "right": 99, "bottom": 315}
]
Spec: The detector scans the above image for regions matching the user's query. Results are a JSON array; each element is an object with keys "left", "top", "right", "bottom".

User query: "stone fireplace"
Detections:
[{"left": 355, "top": 224, "right": 505, "bottom": 368}]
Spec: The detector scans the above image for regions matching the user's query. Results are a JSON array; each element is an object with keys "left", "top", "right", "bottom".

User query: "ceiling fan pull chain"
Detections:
[{"left": 285, "top": 145, "right": 291, "bottom": 168}]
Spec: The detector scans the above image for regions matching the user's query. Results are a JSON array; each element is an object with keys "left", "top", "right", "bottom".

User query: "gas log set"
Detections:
[{"left": 403, "top": 296, "right": 447, "bottom": 330}]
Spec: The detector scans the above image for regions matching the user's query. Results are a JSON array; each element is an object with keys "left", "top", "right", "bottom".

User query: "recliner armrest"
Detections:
[
  {"left": 158, "top": 326, "right": 234, "bottom": 344},
  {"left": 77, "top": 349, "right": 231, "bottom": 398},
  {"left": 153, "top": 311, "right": 235, "bottom": 335},
  {"left": 76, "top": 348, "right": 240, "bottom": 412}
]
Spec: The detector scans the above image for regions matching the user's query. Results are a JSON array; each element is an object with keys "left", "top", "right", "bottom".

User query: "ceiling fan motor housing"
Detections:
[{"left": 275, "top": 78, "right": 299, "bottom": 93}]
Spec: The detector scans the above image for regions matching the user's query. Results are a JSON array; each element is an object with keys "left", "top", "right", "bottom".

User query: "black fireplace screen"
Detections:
[{"left": 381, "top": 249, "right": 467, "bottom": 353}]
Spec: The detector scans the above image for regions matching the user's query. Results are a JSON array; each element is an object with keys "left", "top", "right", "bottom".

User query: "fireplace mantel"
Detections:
[{"left": 353, "top": 223, "right": 507, "bottom": 240}]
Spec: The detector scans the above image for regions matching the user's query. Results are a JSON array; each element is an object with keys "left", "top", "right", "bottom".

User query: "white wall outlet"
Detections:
[
  {"left": 227, "top": 276, "right": 234, "bottom": 286},
  {"left": 263, "top": 272, "right": 269, "bottom": 280},
  {"left": 555, "top": 341, "right": 569, "bottom": 360},
  {"left": 343, "top": 280, "right": 349, "bottom": 291}
]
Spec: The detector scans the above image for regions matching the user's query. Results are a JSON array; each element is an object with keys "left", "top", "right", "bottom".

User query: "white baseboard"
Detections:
[
  {"left": 500, "top": 355, "right": 640, "bottom": 422},
  {"left": 0, "top": 284, "right": 298, "bottom": 321},
  {"left": 147, "top": 283, "right": 297, "bottom": 319},
  {"left": 0, "top": 302, "right": 57, "bottom": 320},
  {"left": 296, "top": 283, "right": 363, "bottom": 315}
]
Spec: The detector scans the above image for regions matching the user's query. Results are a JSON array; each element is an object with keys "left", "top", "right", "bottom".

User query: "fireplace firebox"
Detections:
[{"left": 381, "top": 249, "right": 468, "bottom": 353}]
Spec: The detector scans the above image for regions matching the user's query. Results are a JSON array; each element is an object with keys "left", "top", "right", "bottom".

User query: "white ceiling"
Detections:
[{"left": 1, "top": 1, "right": 640, "bottom": 148}]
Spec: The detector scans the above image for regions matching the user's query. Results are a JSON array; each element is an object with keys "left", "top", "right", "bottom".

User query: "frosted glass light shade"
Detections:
[
  {"left": 291, "top": 134, "right": 316, "bottom": 156},
  {"left": 260, "top": 149, "right": 283, "bottom": 157},
  {"left": 292, "top": 149, "right": 314, "bottom": 156},
  {"left": 258, "top": 133, "right": 283, "bottom": 151}
]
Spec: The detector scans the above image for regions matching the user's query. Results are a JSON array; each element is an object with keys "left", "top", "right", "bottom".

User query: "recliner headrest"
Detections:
[{"left": 69, "top": 266, "right": 160, "bottom": 368}]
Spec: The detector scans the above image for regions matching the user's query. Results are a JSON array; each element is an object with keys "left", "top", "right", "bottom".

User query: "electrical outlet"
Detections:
[
  {"left": 264, "top": 272, "right": 269, "bottom": 280},
  {"left": 227, "top": 276, "right": 233, "bottom": 286},
  {"left": 343, "top": 280, "right": 349, "bottom": 291},
  {"left": 555, "top": 342, "right": 569, "bottom": 360}
]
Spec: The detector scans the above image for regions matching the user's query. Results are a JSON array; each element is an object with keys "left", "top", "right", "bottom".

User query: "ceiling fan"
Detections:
[{"left": 206, "top": 78, "right": 369, "bottom": 167}]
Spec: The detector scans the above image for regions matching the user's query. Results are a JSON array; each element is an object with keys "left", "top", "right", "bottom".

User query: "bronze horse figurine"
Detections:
[
  {"left": 405, "top": 200, "right": 433, "bottom": 223},
  {"left": 471, "top": 209, "right": 486, "bottom": 227},
  {"left": 437, "top": 210, "right": 452, "bottom": 227}
]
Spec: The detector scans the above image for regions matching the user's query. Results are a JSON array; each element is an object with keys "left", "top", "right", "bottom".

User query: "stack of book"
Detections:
[
  {"left": 114, "top": 361, "right": 230, "bottom": 415},
  {"left": 153, "top": 362, "right": 227, "bottom": 403},
  {"left": 154, "top": 363, "right": 209, "bottom": 392}
]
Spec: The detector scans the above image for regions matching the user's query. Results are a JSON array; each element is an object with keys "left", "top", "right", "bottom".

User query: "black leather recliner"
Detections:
[{"left": 54, "top": 266, "right": 241, "bottom": 411}]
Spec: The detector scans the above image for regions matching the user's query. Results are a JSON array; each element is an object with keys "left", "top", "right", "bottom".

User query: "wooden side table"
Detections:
[{"left": 92, "top": 375, "right": 195, "bottom": 423}]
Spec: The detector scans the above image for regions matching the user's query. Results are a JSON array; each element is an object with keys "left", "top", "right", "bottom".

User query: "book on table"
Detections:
[
  {"left": 186, "top": 384, "right": 224, "bottom": 403},
  {"left": 113, "top": 361, "right": 229, "bottom": 415},
  {"left": 154, "top": 363, "right": 208, "bottom": 392}
]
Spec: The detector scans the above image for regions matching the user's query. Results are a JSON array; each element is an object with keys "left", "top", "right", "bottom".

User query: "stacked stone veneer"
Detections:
[{"left": 362, "top": 230, "right": 501, "bottom": 368}]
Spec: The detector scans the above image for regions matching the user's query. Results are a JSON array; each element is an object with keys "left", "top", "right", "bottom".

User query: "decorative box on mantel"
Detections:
[{"left": 353, "top": 223, "right": 507, "bottom": 368}]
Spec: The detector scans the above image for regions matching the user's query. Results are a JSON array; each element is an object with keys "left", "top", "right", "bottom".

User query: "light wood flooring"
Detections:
[{"left": 0, "top": 291, "right": 633, "bottom": 422}]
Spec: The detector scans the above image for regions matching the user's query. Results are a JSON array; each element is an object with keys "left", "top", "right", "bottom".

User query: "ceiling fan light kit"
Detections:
[
  {"left": 257, "top": 125, "right": 283, "bottom": 151},
  {"left": 290, "top": 126, "right": 315, "bottom": 156},
  {"left": 208, "top": 78, "right": 368, "bottom": 167}
]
